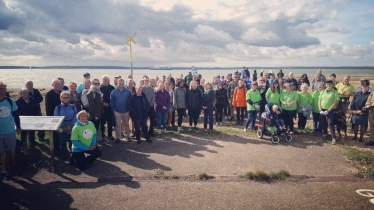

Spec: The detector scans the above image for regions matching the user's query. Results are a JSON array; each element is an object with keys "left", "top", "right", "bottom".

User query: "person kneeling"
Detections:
[
  {"left": 70, "top": 110, "right": 102, "bottom": 170},
  {"left": 270, "top": 104, "right": 285, "bottom": 130}
]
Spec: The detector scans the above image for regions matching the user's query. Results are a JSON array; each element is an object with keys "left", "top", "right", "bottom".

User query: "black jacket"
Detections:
[
  {"left": 16, "top": 97, "right": 41, "bottom": 116},
  {"left": 185, "top": 88, "right": 203, "bottom": 109},
  {"left": 203, "top": 90, "right": 215, "bottom": 111},
  {"left": 45, "top": 89, "right": 62, "bottom": 116},
  {"left": 215, "top": 88, "right": 227, "bottom": 105},
  {"left": 127, "top": 93, "right": 149, "bottom": 120},
  {"left": 100, "top": 84, "right": 115, "bottom": 104},
  {"left": 29, "top": 88, "right": 43, "bottom": 104}
]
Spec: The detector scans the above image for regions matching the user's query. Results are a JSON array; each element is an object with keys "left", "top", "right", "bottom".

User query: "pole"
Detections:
[
  {"left": 49, "top": 131, "right": 55, "bottom": 173},
  {"left": 130, "top": 42, "right": 133, "bottom": 79}
]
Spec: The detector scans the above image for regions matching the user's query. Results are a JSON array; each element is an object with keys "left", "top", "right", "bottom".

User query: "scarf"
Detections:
[
  {"left": 90, "top": 86, "right": 103, "bottom": 99},
  {"left": 204, "top": 89, "right": 211, "bottom": 95}
]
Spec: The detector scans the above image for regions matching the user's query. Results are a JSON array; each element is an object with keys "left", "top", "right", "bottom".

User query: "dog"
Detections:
[{"left": 333, "top": 110, "right": 347, "bottom": 140}]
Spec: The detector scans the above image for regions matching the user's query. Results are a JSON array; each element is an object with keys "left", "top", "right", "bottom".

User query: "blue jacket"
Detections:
[
  {"left": 351, "top": 91, "right": 370, "bottom": 116},
  {"left": 110, "top": 88, "right": 131, "bottom": 113},
  {"left": 127, "top": 93, "right": 149, "bottom": 120},
  {"left": 54, "top": 103, "right": 77, "bottom": 134}
]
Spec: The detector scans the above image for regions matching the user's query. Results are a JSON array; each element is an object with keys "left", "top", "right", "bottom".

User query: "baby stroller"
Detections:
[{"left": 255, "top": 103, "right": 294, "bottom": 144}]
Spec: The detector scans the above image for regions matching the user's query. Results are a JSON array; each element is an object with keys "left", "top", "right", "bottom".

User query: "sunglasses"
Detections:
[
  {"left": 62, "top": 97, "right": 70, "bottom": 99},
  {"left": 93, "top": 83, "right": 100, "bottom": 85}
]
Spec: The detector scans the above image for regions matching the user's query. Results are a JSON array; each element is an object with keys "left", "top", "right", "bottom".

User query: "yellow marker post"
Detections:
[{"left": 125, "top": 33, "right": 136, "bottom": 79}]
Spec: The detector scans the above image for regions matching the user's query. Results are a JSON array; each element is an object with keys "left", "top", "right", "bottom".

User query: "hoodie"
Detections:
[{"left": 70, "top": 120, "right": 97, "bottom": 152}]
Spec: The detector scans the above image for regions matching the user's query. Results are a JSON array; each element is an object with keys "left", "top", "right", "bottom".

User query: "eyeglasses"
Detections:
[{"left": 62, "top": 97, "right": 70, "bottom": 99}]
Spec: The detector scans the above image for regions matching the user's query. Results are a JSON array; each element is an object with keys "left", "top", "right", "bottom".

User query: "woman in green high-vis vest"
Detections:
[{"left": 280, "top": 82, "right": 299, "bottom": 132}]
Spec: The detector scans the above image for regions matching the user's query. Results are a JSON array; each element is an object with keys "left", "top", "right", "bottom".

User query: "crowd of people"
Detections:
[{"left": 1, "top": 68, "right": 374, "bottom": 178}]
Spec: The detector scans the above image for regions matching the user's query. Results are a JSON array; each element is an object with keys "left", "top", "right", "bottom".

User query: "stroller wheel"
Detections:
[
  {"left": 285, "top": 134, "right": 293, "bottom": 143},
  {"left": 271, "top": 135, "right": 280, "bottom": 144},
  {"left": 257, "top": 130, "right": 263, "bottom": 139}
]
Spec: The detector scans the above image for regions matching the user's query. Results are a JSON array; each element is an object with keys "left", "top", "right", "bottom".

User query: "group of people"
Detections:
[{"left": 1, "top": 68, "right": 374, "bottom": 179}]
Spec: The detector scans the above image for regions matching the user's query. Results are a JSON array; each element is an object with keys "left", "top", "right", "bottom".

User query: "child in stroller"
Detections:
[
  {"left": 256, "top": 103, "right": 294, "bottom": 144},
  {"left": 269, "top": 104, "right": 286, "bottom": 130}
]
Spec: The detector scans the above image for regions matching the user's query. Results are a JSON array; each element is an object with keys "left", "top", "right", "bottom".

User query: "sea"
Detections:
[{"left": 1, "top": 68, "right": 373, "bottom": 89}]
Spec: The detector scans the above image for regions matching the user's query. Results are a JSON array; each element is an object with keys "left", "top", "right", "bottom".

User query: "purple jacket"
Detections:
[{"left": 154, "top": 90, "right": 170, "bottom": 113}]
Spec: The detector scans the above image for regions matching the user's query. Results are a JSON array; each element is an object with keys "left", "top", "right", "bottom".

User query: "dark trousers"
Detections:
[
  {"left": 59, "top": 133, "right": 71, "bottom": 152},
  {"left": 223, "top": 101, "right": 228, "bottom": 116},
  {"left": 245, "top": 110, "right": 257, "bottom": 129},
  {"left": 282, "top": 110, "right": 296, "bottom": 131},
  {"left": 72, "top": 148, "right": 102, "bottom": 170},
  {"left": 21, "top": 130, "right": 35, "bottom": 144},
  {"left": 297, "top": 112, "right": 307, "bottom": 129},
  {"left": 321, "top": 110, "right": 335, "bottom": 138},
  {"left": 188, "top": 108, "right": 200, "bottom": 126},
  {"left": 171, "top": 111, "right": 175, "bottom": 126},
  {"left": 101, "top": 106, "right": 113, "bottom": 137},
  {"left": 177, "top": 108, "right": 185, "bottom": 126},
  {"left": 203, "top": 109, "right": 214, "bottom": 130},
  {"left": 37, "top": 131, "right": 45, "bottom": 140},
  {"left": 92, "top": 119, "right": 100, "bottom": 131},
  {"left": 235, "top": 107, "right": 246, "bottom": 122},
  {"left": 312, "top": 112, "right": 322, "bottom": 132},
  {"left": 134, "top": 119, "right": 150, "bottom": 140},
  {"left": 215, "top": 104, "right": 224, "bottom": 122},
  {"left": 147, "top": 105, "right": 156, "bottom": 135}
]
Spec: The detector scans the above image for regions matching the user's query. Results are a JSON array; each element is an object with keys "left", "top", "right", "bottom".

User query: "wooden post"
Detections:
[{"left": 49, "top": 131, "right": 55, "bottom": 173}]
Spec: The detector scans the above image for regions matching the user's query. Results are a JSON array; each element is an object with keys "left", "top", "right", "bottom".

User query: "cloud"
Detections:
[{"left": 295, "top": 22, "right": 352, "bottom": 34}]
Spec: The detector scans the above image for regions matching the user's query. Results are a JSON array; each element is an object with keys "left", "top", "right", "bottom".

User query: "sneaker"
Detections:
[
  {"left": 216, "top": 122, "right": 219, "bottom": 126},
  {"left": 301, "top": 130, "right": 306, "bottom": 134},
  {"left": 163, "top": 129, "right": 168, "bottom": 133},
  {"left": 332, "top": 138, "right": 336, "bottom": 145},
  {"left": 203, "top": 129, "right": 207, "bottom": 132},
  {"left": 3, "top": 171, "right": 10, "bottom": 180},
  {"left": 210, "top": 129, "right": 213, "bottom": 133},
  {"left": 219, "top": 122, "right": 222, "bottom": 125},
  {"left": 180, "top": 127, "right": 184, "bottom": 131},
  {"left": 243, "top": 128, "right": 247, "bottom": 132},
  {"left": 177, "top": 127, "right": 181, "bottom": 132},
  {"left": 131, "top": 133, "right": 136, "bottom": 138},
  {"left": 297, "top": 129, "right": 302, "bottom": 133},
  {"left": 189, "top": 127, "right": 192, "bottom": 131},
  {"left": 224, "top": 116, "right": 227, "bottom": 120},
  {"left": 158, "top": 129, "right": 162, "bottom": 134}
]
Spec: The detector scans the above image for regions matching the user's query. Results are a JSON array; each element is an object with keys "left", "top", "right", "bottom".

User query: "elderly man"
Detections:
[
  {"left": 0, "top": 82, "right": 22, "bottom": 179},
  {"left": 77, "top": 72, "right": 91, "bottom": 93},
  {"left": 285, "top": 72, "right": 298, "bottom": 90},
  {"left": 335, "top": 75, "right": 355, "bottom": 115},
  {"left": 312, "top": 69, "right": 327, "bottom": 89},
  {"left": 110, "top": 78, "right": 132, "bottom": 143},
  {"left": 58, "top": 77, "right": 69, "bottom": 92},
  {"left": 365, "top": 84, "right": 374, "bottom": 144},
  {"left": 184, "top": 71, "right": 193, "bottom": 85},
  {"left": 100, "top": 75, "right": 115, "bottom": 140},
  {"left": 25, "top": 80, "right": 45, "bottom": 141},
  {"left": 142, "top": 79, "right": 157, "bottom": 137},
  {"left": 45, "top": 79, "right": 62, "bottom": 154},
  {"left": 351, "top": 80, "right": 371, "bottom": 142},
  {"left": 81, "top": 79, "right": 92, "bottom": 112}
]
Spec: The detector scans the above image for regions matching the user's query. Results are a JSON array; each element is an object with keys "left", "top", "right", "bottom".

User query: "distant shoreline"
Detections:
[{"left": 0, "top": 66, "right": 373, "bottom": 70}]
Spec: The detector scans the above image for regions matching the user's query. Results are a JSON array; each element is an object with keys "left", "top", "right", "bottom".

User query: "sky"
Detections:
[{"left": 0, "top": 0, "right": 373, "bottom": 67}]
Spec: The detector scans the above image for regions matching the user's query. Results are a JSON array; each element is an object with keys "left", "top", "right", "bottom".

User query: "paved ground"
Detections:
[{"left": 1, "top": 131, "right": 373, "bottom": 209}]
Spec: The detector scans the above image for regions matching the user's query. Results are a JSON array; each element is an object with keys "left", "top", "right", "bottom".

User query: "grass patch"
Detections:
[
  {"left": 240, "top": 170, "right": 291, "bottom": 182},
  {"left": 198, "top": 172, "right": 214, "bottom": 180},
  {"left": 171, "top": 174, "right": 179, "bottom": 179},
  {"left": 344, "top": 147, "right": 374, "bottom": 179}
]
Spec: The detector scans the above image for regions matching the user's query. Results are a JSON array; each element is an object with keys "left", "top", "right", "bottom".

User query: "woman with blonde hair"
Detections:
[
  {"left": 185, "top": 80, "right": 203, "bottom": 130},
  {"left": 297, "top": 83, "right": 312, "bottom": 133},
  {"left": 202, "top": 82, "right": 215, "bottom": 133},
  {"left": 69, "top": 81, "right": 82, "bottom": 112},
  {"left": 70, "top": 110, "right": 102, "bottom": 170},
  {"left": 154, "top": 81, "right": 170, "bottom": 133}
]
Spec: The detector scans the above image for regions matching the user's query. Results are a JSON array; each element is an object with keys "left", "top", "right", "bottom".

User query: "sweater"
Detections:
[
  {"left": 54, "top": 103, "right": 78, "bottom": 134},
  {"left": 110, "top": 88, "right": 131, "bottom": 113},
  {"left": 173, "top": 87, "right": 187, "bottom": 109},
  {"left": 71, "top": 121, "right": 97, "bottom": 152},
  {"left": 142, "top": 86, "right": 156, "bottom": 106},
  {"left": 154, "top": 90, "right": 170, "bottom": 113}
]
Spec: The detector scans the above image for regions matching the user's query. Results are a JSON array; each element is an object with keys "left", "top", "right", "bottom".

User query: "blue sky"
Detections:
[{"left": 0, "top": 0, "right": 373, "bottom": 67}]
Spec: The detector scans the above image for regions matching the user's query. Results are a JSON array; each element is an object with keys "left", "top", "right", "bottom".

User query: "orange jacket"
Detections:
[{"left": 232, "top": 86, "right": 247, "bottom": 107}]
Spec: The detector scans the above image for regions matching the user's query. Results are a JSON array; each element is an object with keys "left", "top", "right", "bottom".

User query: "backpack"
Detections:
[
  {"left": 5, "top": 97, "right": 13, "bottom": 110},
  {"left": 81, "top": 89, "right": 94, "bottom": 108}
]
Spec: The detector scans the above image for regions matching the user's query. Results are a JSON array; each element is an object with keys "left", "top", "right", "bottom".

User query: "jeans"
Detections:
[
  {"left": 312, "top": 112, "right": 322, "bottom": 132},
  {"left": 223, "top": 101, "right": 228, "bottom": 117},
  {"left": 215, "top": 104, "right": 224, "bottom": 122},
  {"left": 297, "top": 112, "right": 307, "bottom": 130},
  {"left": 101, "top": 106, "right": 113, "bottom": 137},
  {"left": 235, "top": 107, "right": 246, "bottom": 122},
  {"left": 188, "top": 108, "right": 200, "bottom": 126},
  {"left": 177, "top": 108, "right": 185, "bottom": 126},
  {"left": 203, "top": 109, "right": 214, "bottom": 130},
  {"left": 274, "top": 119, "right": 285, "bottom": 127},
  {"left": 156, "top": 112, "right": 167, "bottom": 130},
  {"left": 282, "top": 110, "right": 296, "bottom": 131},
  {"left": 59, "top": 133, "right": 71, "bottom": 152},
  {"left": 71, "top": 148, "right": 102, "bottom": 170},
  {"left": 245, "top": 110, "right": 257, "bottom": 129},
  {"left": 321, "top": 109, "right": 335, "bottom": 138},
  {"left": 134, "top": 119, "right": 150, "bottom": 140}
]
